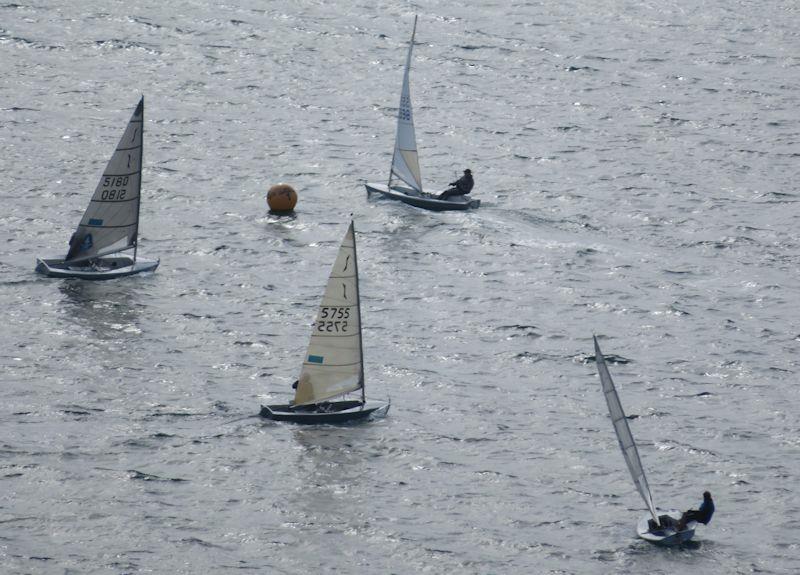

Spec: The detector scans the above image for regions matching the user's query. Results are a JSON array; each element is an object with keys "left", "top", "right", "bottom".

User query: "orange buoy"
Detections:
[{"left": 267, "top": 183, "right": 298, "bottom": 213}]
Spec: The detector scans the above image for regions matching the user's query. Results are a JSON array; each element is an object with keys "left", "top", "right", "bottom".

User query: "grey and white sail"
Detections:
[
  {"left": 388, "top": 15, "right": 423, "bottom": 193},
  {"left": 594, "top": 336, "right": 660, "bottom": 525},
  {"left": 294, "top": 222, "right": 364, "bottom": 406},
  {"left": 65, "top": 97, "right": 144, "bottom": 263}
]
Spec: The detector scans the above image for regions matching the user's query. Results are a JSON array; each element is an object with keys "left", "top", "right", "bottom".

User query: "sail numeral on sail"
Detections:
[
  {"left": 320, "top": 306, "right": 350, "bottom": 320},
  {"left": 317, "top": 320, "right": 349, "bottom": 333},
  {"left": 317, "top": 306, "right": 351, "bottom": 333},
  {"left": 101, "top": 189, "right": 127, "bottom": 200},
  {"left": 101, "top": 175, "right": 129, "bottom": 200},
  {"left": 103, "top": 176, "right": 129, "bottom": 187}
]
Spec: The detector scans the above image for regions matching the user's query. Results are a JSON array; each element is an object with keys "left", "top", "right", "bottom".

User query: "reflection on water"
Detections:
[
  {"left": 288, "top": 425, "right": 384, "bottom": 517},
  {"left": 58, "top": 280, "right": 142, "bottom": 340}
]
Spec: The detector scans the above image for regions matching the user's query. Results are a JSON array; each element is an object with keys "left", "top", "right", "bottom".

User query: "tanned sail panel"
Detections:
[
  {"left": 66, "top": 98, "right": 143, "bottom": 263},
  {"left": 294, "top": 222, "right": 363, "bottom": 406}
]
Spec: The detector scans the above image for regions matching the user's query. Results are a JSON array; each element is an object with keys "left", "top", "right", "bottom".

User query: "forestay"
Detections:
[
  {"left": 294, "top": 222, "right": 364, "bottom": 406},
  {"left": 594, "top": 336, "right": 660, "bottom": 525},
  {"left": 65, "top": 97, "right": 144, "bottom": 263},
  {"left": 388, "top": 15, "right": 423, "bottom": 193}
]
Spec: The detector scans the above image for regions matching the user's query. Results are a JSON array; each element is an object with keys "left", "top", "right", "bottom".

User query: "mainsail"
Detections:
[
  {"left": 65, "top": 97, "right": 144, "bottom": 263},
  {"left": 594, "top": 336, "right": 660, "bottom": 525},
  {"left": 388, "top": 15, "right": 423, "bottom": 193},
  {"left": 294, "top": 222, "right": 364, "bottom": 406}
]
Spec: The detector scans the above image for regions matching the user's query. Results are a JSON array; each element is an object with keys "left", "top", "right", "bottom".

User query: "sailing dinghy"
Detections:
[
  {"left": 365, "top": 16, "right": 480, "bottom": 212},
  {"left": 593, "top": 336, "right": 696, "bottom": 546},
  {"left": 35, "top": 97, "right": 159, "bottom": 280},
  {"left": 260, "top": 221, "right": 389, "bottom": 424}
]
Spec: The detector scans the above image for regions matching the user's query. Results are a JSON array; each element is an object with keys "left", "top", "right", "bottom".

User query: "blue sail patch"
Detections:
[
  {"left": 308, "top": 355, "right": 324, "bottom": 364},
  {"left": 88, "top": 218, "right": 104, "bottom": 226}
]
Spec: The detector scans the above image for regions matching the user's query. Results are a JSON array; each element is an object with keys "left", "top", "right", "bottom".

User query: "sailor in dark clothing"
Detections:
[
  {"left": 438, "top": 169, "right": 474, "bottom": 200},
  {"left": 676, "top": 490, "right": 714, "bottom": 531}
]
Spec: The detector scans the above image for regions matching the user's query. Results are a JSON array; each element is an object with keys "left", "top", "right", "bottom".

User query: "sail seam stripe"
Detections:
[
  {"left": 302, "top": 361, "right": 361, "bottom": 367},
  {"left": 308, "top": 333, "right": 359, "bottom": 338},
  {"left": 102, "top": 169, "right": 141, "bottom": 177},
  {"left": 78, "top": 223, "right": 136, "bottom": 229},
  {"left": 115, "top": 145, "right": 142, "bottom": 152},
  {"left": 90, "top": 197, "right": 139, "bottom": 203}
]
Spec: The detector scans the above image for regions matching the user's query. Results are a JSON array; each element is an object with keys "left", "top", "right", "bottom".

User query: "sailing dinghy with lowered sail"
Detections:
[
  {"left": 260, "top": 221, "right": 389, "bottom": 424},
  {"left": 593, "top": 335, "right": 696, "bottom": 546},
  {"left": 365, "top": 16, "right": 480, "bottom": 212},
  {"left": 35, "top": 97, "right": 159, "bottom": 279}
]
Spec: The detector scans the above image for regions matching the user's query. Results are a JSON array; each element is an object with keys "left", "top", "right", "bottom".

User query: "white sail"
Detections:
[
  {"left": 65, "top": 97, "right": 144, "bottom": 264},
  {"left": 594, "top": 336, "right": 660, "bottom": 525},
  {"left": 294, "top": 222, "right": 364, "bottom": 406},
  {"left": 389, "top": 15, "right": 423, "bottom": 193}
]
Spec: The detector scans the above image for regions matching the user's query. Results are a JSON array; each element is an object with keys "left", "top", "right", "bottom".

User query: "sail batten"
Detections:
[
  {"left": 594, "top": 336, "right": 660, "bottom": 525},
  {"left": 388, "top": 15, "right": 423, "bottom": 193},
  {"left": 293, "top": 222, "right": 364, "bottom": 407},
  {"left": 65, "top": 97, "right": 144, "bottom": 263}
]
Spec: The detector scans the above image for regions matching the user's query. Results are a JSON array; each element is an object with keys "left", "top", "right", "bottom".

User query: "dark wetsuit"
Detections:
[
  {"left": 685, "top": 497, "right": 715, "bottom": 525},
  {"left": 676, "top": 494, "right": 714, "bottom": 531},
  {"left": 439, "top": 172, "right": 474, "bottom": 200}
]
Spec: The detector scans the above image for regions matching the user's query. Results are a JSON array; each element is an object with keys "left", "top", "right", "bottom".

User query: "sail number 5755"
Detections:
[{"left": 317, "top": 306, "right": 351, "bottom": 333}]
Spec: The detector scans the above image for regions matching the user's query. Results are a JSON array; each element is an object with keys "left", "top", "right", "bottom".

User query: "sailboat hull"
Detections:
[
  {"left": 260, "top": 399, "right": 389, "bottom": 424},
  {"left": 365, "top": 182, "right": 480, "bottom": 211},
  {"left": 35, "top": 254, "right": 159, "bottom": 280},
  {"left": 636, "top": 510, "right": 696, "bottom": 546}
]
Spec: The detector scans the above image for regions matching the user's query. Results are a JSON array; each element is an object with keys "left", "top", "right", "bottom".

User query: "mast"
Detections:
[
  {"left": 133, "top": 95, "right": 143, "bottom": 263},
  {"left": 350, "top": 220, "right": 366, "bottom": 404}
]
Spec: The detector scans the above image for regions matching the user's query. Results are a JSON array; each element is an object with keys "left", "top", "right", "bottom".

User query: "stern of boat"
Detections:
[{"left": 636, "top": 511, "right": 696, "bottom": 546}]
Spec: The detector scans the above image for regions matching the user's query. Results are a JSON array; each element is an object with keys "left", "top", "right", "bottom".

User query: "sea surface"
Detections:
[{"left": 1, "top": 1, "right": 799, "bottom": 573}]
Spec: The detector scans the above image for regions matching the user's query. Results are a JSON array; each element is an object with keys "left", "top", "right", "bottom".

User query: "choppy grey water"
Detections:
[{"left": 2, "top": 1, "right": 799, "bottom": 573}]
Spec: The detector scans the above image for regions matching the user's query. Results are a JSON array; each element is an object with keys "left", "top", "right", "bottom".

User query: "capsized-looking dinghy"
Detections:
[{"left": 594, "top": 336, "right": 696, "bottom": 546}]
